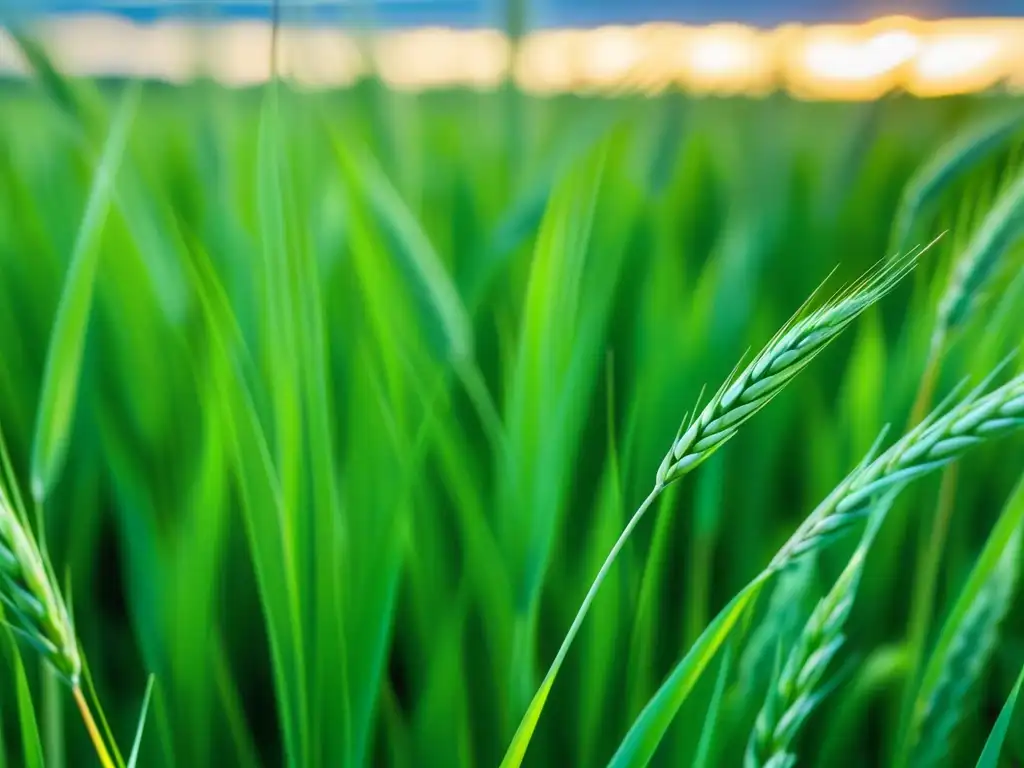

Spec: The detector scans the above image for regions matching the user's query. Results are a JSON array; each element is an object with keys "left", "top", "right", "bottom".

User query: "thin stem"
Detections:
[
  {"left": 43, "top": 664, "right": 64, "bottom": 768},
  {"left": 73, "top": 684, "right": 116, "bottom": 768},
  {"left": 908, "top": 345, "right": 942, "bottom": 429},
  {"left": 685, "top": 533, "right": 713, "bottom": 647},
  {"left": 625, "top": 481, "right": 680, "bottom": 718},
  {"left": 895, "top": 463, "right": 960, "bottom": 766},
  {"left": 891, "top": 335, "right": 951, "bottom": 765},
  {"left": 549, "top": 485, "right": 663, "bottom": 673},
  {"left": 503, "top": 485, "right": 664, "bottom": 754}
]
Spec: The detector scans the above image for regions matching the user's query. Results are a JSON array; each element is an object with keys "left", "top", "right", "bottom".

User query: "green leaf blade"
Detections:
[{"left": 30, "top": 83, "right": 141, "bottom": 501}]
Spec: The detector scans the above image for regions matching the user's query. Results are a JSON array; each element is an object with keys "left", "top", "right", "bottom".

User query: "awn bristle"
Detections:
[{"left": 0, "top": 485, "right": 81, "bottom": 684}]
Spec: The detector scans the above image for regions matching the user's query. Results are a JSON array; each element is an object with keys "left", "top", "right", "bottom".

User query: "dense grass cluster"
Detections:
[{"left": 0, "top": 40, "right": 1023, "bottom": 766}]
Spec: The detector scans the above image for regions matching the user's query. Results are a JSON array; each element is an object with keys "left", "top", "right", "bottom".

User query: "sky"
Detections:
[{"left": 7, "top": 0, "right": 1023, "bottom": 27}]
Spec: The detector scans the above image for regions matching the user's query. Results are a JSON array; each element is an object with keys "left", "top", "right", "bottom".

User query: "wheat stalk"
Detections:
[
  {"left": 751, "top": 368, "right": 1024, "bottom": 765},
  {"left": 500, "top": 251, "right": 925, "bottom": 768}
]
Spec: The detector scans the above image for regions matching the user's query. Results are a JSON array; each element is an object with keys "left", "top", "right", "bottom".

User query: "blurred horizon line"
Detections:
[
  {"left": 2, "top": 13, "right": 1024, "bottom": 98},
  {"left": 3, "top": 0, "right": 1023, "bottom": 29}
]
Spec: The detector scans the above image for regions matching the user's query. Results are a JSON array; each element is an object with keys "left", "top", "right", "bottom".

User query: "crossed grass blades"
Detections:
[
  {"left": 747, "top": 362, "right": 1024, "bottom": 768},
  {"left": 501, "top": 246, "right": 928, "bottom": 766},
  {"left": 610, "top": 366, "right": 1024, "bottom": 767}
]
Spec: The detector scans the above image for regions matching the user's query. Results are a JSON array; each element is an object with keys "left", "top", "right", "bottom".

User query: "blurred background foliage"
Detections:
[{"left": 0, "top": 40, "right": 1023, "bottom": 766}]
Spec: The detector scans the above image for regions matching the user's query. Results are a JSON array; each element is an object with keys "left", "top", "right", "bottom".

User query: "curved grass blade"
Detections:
[
  {"left": 6, "top": 31, "right": 102, "bottom": 134},
  {"left": 903, "top": 473, "right": 1024, "bottom": 766},
  {"left": 126, "top": 675, "right": 155, "bottom": 768},
  {"left": 256, "top": 83, "right": 302, "bottom": 528},
  {"left": 332, "top": 138, "right": 472, "bottom": 366},
  {"left": 976, "top": 662, "right": 1024, "bottom": 768},
  {"left": 693, "top": 642, "right": 735, "bottom": 768},
  {"left": 892, "top": 108, "right": 1024, "bottom": 253},
  {"left": 29, "top": 83, "right": 141, "bottom": 502},
  {"left": 931, "top": 166, "right": 1024, "bottom": 355},
  {"left": 11, "top": 33, "right": 188, "bottom": 322},
  {"left": 184, "top": 235, "right": 308, "bottom": 768},
  {"left": 13, "top": 640, "right": 44, "bottom": 768},
  {"left": 608, "top": 578, "right": 768, "bottom": 767}
]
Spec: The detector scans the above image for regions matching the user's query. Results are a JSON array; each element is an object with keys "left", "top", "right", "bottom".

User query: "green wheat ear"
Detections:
[
  {"left": 0, "top": 482, "right": 80, "bottom": 684},
  {"left": 657, "top": 248, "right": 925, "bottom": 486},
  {"left": 931, "top": 167, "right": 1024, "bottom": 357},
  {"left": 746, "top": 493, "right": 894, "bottom": 768},
  {"left": 774, "top": 366, "right": 1024, "bottom": 570}
]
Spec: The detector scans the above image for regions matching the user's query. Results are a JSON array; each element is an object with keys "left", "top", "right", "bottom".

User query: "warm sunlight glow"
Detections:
[
  {"left": 376, "top": 29, "right": 508, "bottom": 91},
  {"left": 684, "top": 24, "right": 773, "bottom": 94},
  {"left": 908, "top": 33, "right": 1006, "bottom": 96},
  {"left": 2, "top": 15, "right": 1024, "bottom": 98},
  {"left": 582, "top": 26, "right": 642, "bottom": 88},
  {"left": 785, "top": 19, "right": 922, "bottom": 100},
  {"left": 514, "top": 30, "right": 581, "bottom": 94}
]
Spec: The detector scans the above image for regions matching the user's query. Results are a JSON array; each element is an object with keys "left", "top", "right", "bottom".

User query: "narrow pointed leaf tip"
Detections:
[
  {"left": 127, "top": 675, "right": 156, "bottom": 768},
  {"left": 976, "top": 663, "right": 1024, "bottom": 768},
  {"left": 30, "top": 83, "right": 142, "bottom": 502}
]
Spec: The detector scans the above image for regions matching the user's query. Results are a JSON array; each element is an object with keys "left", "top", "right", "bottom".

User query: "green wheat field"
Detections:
[{"left": 0, "top": 33, "right": 1023, "bottom": 768}]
